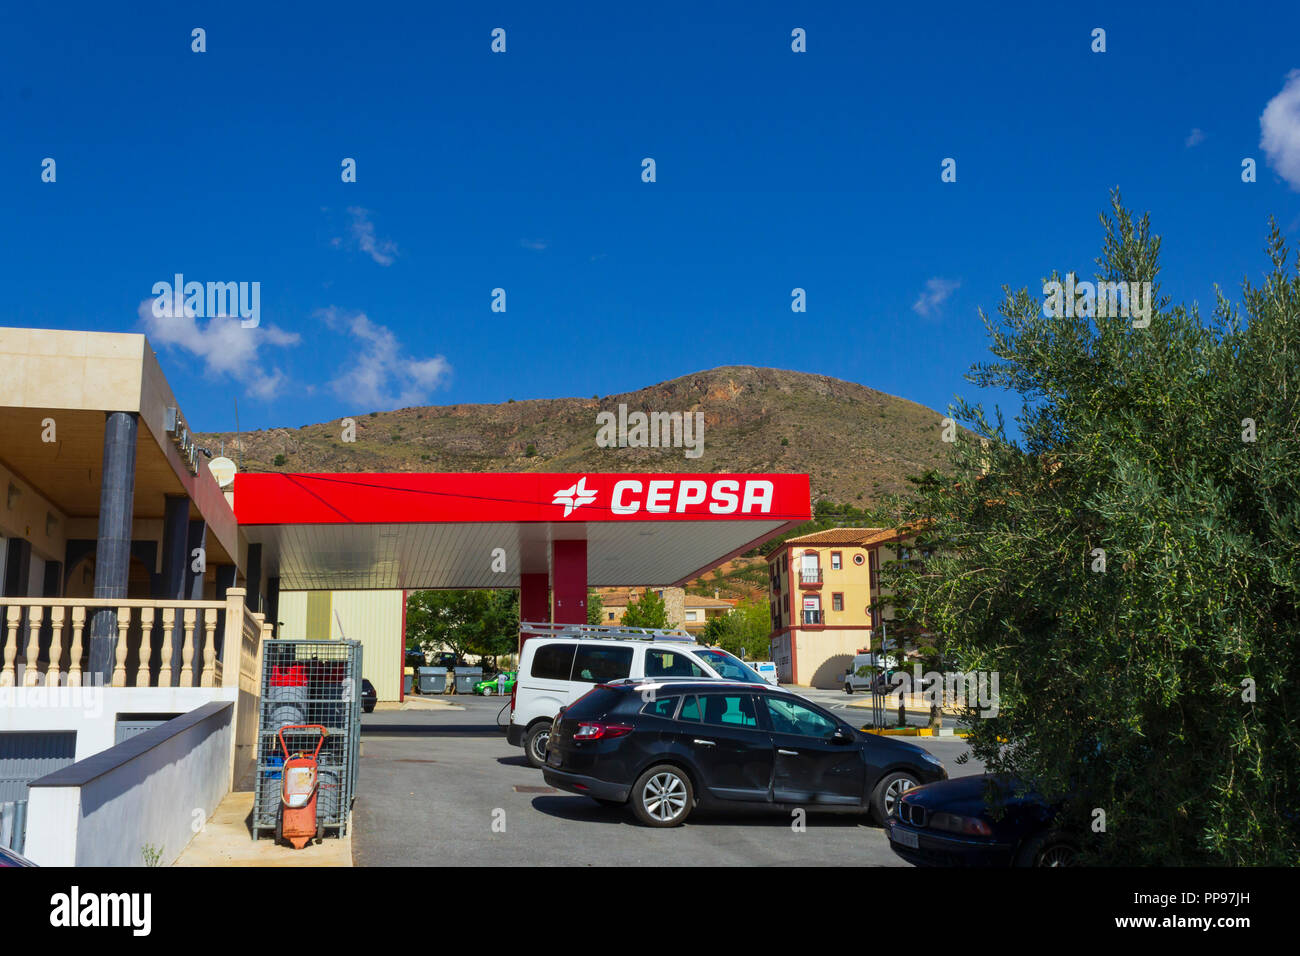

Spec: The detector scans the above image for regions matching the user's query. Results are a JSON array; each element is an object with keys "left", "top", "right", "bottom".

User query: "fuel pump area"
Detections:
[{"left": 228, "top": 471, "right": 811, "bottom": 858}]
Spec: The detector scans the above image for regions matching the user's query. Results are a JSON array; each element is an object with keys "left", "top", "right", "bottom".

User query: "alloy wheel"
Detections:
[
  {"left": 882, "top": 776, "right": 916, "bottom": 817},
  {"left": 642, "top": 772, "right": 688, "bottom": 823}
]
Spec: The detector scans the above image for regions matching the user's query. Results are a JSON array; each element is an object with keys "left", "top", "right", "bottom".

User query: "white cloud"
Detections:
[
  {"left": 317, "top": 307, "right": 451, "bottom": 409},
  {"left": 912, "top": 277, "right": 961, "bottom": 318},
  {"left": 520, "top": 239, "right": 549, "bottom": 251},
  {"left": 1261, "top": 70, "right": 1300, "bottom": 191},
  {"left": 346, "top": 207, "right": 398, "bottom": 265},
  {"left": 138, "top": 299, "right": 300, "bottom": 400},
  {"left": 1185, "top": 127, "right": 1205, "bottom": 148}
]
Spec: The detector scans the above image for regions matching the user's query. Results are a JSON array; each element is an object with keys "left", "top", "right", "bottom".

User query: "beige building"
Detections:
[
  {"left": 766, "top": 528, "right": 906, "bottom": 688},
  {"left": 277, "top": 590, "right": 406, "bottom": 701},
  {"left": 596, "top": 586, "right": 735, "bottom": 634}
]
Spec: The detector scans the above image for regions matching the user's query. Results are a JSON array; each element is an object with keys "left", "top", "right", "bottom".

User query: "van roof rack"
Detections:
[{"left": 519, "top": 621, "right": 695, "bottom": 643}]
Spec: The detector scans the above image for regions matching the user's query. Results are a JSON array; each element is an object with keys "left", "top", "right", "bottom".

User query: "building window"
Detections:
[
  {"left": 686, "top": 610, "right": 698, "bottom": 621},
  {"left": 831, "top": 551, "right": 842, "bottom": 570},
  {"left": 607, "top": 611, "right": 615, "bottom": 621},
  {"left": 832, "top": 592, "right": 843, "bottom": 612},
  {"left": 853, "top": 553, "right": 865, "bottom": 566}
]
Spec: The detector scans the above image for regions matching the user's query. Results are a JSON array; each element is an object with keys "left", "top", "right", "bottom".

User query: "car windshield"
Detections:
[{"left": 693, "top": 648, "right": 768, "bottom": 684}]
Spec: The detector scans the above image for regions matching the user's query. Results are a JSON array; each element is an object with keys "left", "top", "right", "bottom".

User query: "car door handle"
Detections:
[
  {"left": 693, "top": 739, "right": 716, "bottom": 747},
  {"left": 778, "top": 749, "right": 799, "bottom": 756}
]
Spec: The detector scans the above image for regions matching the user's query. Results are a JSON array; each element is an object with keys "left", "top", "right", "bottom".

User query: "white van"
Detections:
[
  {"left": 507, "top": 622, "right": 771, "bottom": 767},
  {"left": 843, "top": 651, "right": 898, "bottom": 694},
  {"left": 748, "top": 661, "right": 779, "bottom": 685}
]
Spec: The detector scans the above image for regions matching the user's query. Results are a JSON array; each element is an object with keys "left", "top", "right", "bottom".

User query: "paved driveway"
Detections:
[{"left": 352, "top": 695, "right": 984, "bottom": 866}]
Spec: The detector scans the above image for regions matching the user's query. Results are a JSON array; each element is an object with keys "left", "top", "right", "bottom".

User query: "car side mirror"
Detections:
[{"left": 831, "top": 727, "right": 854, "bottom": 745}]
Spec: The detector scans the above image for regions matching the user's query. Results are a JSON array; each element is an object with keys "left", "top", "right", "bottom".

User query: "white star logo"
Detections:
[{"left": 552, "top": 476, "right": 597, "bottom": 517}]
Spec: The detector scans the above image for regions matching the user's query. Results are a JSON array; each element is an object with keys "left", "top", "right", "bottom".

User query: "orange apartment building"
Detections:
[{"left": 766, "top": 528, "right": 905, "bottom": 687}]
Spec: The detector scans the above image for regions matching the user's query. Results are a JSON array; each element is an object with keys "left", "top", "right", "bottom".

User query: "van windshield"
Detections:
[{"left": 693, "top": 649, "right": 769, "bottom": 685}]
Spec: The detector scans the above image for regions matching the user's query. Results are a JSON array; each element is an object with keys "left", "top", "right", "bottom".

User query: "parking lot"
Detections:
[{"left": 352, "top": 695, "right": 984, "bottom": 866}]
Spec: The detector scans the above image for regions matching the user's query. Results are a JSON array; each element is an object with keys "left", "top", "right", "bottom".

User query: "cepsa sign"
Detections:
[
  {"left": 234, "top": 472, "right": 811, "bottom": 526},
  {"left": 610, "top": 478, "right": 772, "bottom": 515}
]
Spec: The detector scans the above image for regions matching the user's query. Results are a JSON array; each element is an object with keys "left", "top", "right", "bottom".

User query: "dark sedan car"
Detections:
[
  {"left": 541, "top": 680, "right": 947, "bottom": 827},
  {"left": 361, "top": 678, "right": 377, "bottom": 713},
  {"left": 887, "top": 773, "right": 1078, "bottom": 866}
]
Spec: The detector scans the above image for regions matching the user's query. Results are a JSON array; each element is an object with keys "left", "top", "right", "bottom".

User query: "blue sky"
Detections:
[{"left": 4, "top": 1, "right": 1300, "bottom": 437}]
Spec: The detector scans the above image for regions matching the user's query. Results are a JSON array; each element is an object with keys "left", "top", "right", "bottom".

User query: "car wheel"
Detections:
[
  {"left": 274, "top": 810, "right": 283, "bottom": 846},
  {"left": 869, "top": 771, "right": 920, "bottom": 824},
  {"left": 631, "top": 765, "right": 694, "bottom": 827},
  {"left": 1016, "top": 831, "right": 1078, "bottom": 867},
  {"left": 482, "top": 686, "right": 494, "bottom": 696},
  {"left": 524, "top": 721, "right": 552, "bottom": 769},
  {"left": 844, "top": 682, "right": 854, "bottom": 695}
]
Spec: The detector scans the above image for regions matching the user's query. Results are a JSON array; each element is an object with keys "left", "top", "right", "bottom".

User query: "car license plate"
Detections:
[{"left": 892, "top": 825, "right": 919, "bottom": 849}]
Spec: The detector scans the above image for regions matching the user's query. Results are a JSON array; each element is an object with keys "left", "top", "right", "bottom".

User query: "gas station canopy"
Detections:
[{"left": 235, "top": 472, "right": 811, "bottom": 591}]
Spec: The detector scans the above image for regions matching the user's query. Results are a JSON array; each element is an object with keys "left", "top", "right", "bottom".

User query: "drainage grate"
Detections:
[{"left": 513, "top": 785, "right": 558, "bottom": 794}]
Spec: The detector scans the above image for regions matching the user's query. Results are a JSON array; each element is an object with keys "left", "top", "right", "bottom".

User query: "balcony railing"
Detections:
[
  {"left": 0, "top": 587, "right": 266, "bottom": 690},
  {"left": 802, "top": 610, "right": 823, "bottom": 625},
  {"left": 799, "top": 569, "right": 823, "bottom": 586}
]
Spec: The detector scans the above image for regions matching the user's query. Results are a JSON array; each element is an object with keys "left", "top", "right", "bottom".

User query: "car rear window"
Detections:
[
  {"left": 564, "top": 687, "right": 626, "bottom": 719},
  {"left": 530, "top": 643, "right": 577, "bottom": 680},
  {"left": 572, "top": 645, "right": 634, "bottom": 683},
  {"left": 641, "top": 696, "right": 679, "bottom": 718}
]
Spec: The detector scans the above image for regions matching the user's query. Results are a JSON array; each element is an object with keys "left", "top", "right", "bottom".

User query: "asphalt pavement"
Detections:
[{"left": 351, "top": 693, "right": 984, "bottom": 866}]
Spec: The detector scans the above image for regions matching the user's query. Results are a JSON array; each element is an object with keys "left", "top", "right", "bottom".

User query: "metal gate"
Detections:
[
  {"left": 0, "top": 731, "right": 77, "bottom": 854},
  {"left": 251, "top": 640, "right": 363, "bottom": 840}
]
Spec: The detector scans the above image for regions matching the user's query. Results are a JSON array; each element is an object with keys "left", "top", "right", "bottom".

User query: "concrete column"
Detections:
[
  {"left": 89, "top": 411, "right": 138, "bottom": 682},
  {"left": 213, "top": 564, "right": 238, "bottom": 660},
  {"left": 159, "top": 495, "right": 190, "bottom": 677},
  {"left": 3, "top": 538, "right": 32, "bottom": 596},
  {"left": 185, "top": 519, "right": 207, "bottom": 600},
  {"left": 551, "top": 540, "right": 587, "bottom": 625},
  {"left": 265, "top": 576, "right": 280, "bottom": 638},
  {"left": 214, "top": 564, "right": 237, "bottom": 600},
  {"left": 244, "top": 543, "right": 262, "bottom": 613}
]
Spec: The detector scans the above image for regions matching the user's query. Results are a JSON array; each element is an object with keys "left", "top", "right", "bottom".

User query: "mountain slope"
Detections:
[{"left": 197, "top": 366, "right": 954, "bottom": 504}]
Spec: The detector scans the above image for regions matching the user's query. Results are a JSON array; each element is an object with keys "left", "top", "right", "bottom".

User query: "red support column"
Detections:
[
  {"left": 551, "top": 540, "right": 588, "bottom": 625},
  {"left": 519, "top": 572, "right": 549, "bottom": 653},
  {"left": 520, "top": 573, "right": 549, "bottom": 624}
]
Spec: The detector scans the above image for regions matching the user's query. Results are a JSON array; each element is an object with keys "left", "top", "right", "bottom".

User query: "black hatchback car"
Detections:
[{"left": 541, "top": 680, "right": 947, "bottom": 827}]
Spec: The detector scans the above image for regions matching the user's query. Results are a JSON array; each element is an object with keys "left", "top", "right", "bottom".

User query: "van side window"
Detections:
[
  {"left": 530, "top": 643, "right": 577, "bottom": 681},
  {"left": 572, "top": 645, "right": 634, "bottom": 683},
  {"left": 645, "top": 649, "right": 707, "bottom": 679}
]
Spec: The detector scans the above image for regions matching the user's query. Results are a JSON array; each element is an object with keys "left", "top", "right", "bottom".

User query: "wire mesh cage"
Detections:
[{"left": 252, "top": 639, "right": 363, "bottom": 840}]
